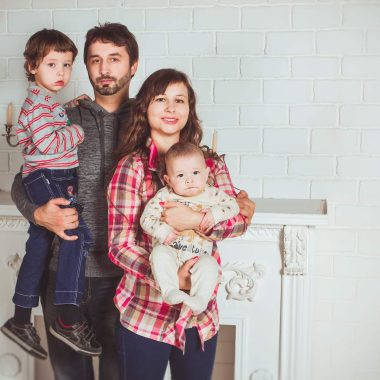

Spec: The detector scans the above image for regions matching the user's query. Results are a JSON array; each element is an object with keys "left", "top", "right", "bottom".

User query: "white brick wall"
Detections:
[{"left": 0, "top": 2, "right": 379, "bottom": 379}]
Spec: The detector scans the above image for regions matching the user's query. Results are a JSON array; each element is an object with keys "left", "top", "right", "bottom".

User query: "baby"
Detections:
[{"left": 141, "top": 142, "right": 239, "bottom": 315}]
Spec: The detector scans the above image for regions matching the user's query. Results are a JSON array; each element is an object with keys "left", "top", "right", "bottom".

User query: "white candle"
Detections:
[
  {"left": 6, "top": 102, "right": 13, "bottom": 125},
  {"left": 211, "top": 130, "right": 218, "bottom": 152}
]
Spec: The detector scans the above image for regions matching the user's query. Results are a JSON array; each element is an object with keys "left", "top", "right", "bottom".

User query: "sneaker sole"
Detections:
[
  {"left": 0, "top": 325, "right": 48, "bottom": 360},
  {"left": 48, "top": 325, "right": 102, "bottom": 357}
]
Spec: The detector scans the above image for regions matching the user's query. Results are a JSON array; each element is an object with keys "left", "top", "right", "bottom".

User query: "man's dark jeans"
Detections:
[
  {"left": 13, "top": 168, "right": 92, "bottom": 308},
  {"left": 41, "top": 270, "right": 121, "bottom": 380}
]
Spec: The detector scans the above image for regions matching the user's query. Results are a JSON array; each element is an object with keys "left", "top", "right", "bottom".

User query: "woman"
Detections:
[{"left": 108, "top": 68, "right": 254, "bottom": 380}]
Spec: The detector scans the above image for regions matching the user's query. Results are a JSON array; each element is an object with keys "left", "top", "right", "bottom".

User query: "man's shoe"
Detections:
[
  {"left": 1, "top": 318, "right": 48, "bottom": 359},
  {"left": 49, "top": 318, "right": 102, "bottom": 356}
]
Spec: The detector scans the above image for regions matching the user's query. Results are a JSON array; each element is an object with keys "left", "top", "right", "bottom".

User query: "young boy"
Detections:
[
  {"left": 140, "top": 142, "right": 240, "bottom": 315},
  {"left": 1, "top": 29, "right": 101, "bottom": 359}
]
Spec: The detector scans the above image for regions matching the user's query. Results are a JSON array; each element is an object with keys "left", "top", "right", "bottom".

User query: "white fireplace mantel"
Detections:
[{"left": 0, "top": 191, "right": 328, "bottom": 380}]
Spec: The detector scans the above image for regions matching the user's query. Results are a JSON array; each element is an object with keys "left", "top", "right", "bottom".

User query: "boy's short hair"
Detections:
[
  {"left": 24, "top": 29, "right": 78, "bottom": 82},
  {"left": 84, "top": 23, "right": 139, "bottom": 67},
  {"left": 165, "top": 142, "right": 204, "bottom": 167}
]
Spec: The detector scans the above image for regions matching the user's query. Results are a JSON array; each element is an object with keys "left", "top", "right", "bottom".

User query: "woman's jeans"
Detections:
[
  {"left": 13, "top": 168, "right": 92, "bottom": 308},
  {"left": 116, "top": 320, "right": 218, "bottom": 380}
]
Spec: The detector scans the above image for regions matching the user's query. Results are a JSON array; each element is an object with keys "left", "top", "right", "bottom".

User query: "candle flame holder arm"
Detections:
[{"left": 2, "top": 124, "right": 18, "bottom": 147}]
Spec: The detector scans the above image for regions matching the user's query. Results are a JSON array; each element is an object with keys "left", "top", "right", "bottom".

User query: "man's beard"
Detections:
[{"left": 91, "top": 73, "right": 130, "bottom": 96}]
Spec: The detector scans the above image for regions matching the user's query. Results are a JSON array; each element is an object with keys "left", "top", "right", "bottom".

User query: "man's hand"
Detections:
[
  {"left": 33, "top": 198, "right": 79, "bottom": 241},
  {"left": 178, "top": 257, "right": 199, "bottom": 291},
  {"left": 236, "top": 190, "right": 255, "bottom": 225}
]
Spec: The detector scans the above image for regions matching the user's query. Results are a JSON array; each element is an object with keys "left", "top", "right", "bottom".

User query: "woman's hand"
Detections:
[
  {"left": 178, "top": 257, "right": 199, "bottom": 291},
  {"left": 161, "top": 201, "right": 203, "bottom": 231},
  {"left": 236, "top": 190, "right": 255, "bottom": 225}
]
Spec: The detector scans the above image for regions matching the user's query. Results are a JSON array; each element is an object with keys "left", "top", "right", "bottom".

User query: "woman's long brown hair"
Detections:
[{"left": 113, "top": 68, "right": 203, "bottom": 166}]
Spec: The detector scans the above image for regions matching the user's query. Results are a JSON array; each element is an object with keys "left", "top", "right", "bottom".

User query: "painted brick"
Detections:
[
  {"left": 343, "top": 4, "right": 380, "bottom": 27},
  {"left": 0, "top": 12, "right": 5, "bottom": 33},
  {"left": 288, "top": 156, "right": 335, "bottom": 177},
  {"left": 316, "top": 30, "right": 363, "bottom": 55},
  {"left": 241, "top": 57, "right": 290, "bottom": 78},
  {"left": 241, "top": 156, "right": 286, "bottom": 177},
  {"left": 292, "top": 5, "right": 341, "bottom": 29},
  {"left": 191, "top": 80, "right": 213, "bottom": 104},
  {"left": 338, "top": 156, "right": 380, "bottom": 178},
  {"left": 311, "top": 129, "right": 358, "bottom": 154},
  {"left": 197, "top": 105, "right": 238, "bottom": 127},
  {"left": 99, "top": 9, "right": 145, "bottom": 31},
  {"left": 314, "top": 81, "right": 362, "bottom": 103},
  {"left": 8, "top": 59, "right": 26, "bottom": 80},
  {"left": 342, "top": 57, "right": 380, "bottom": 78},
  {"left": 193, "top": 7, "right": 239, "bottom": 30},
  {"left": 168, "top": 32, "right": 214, "bottom": 55},
  {"left": 0, "top": 153, "right": 9, "bottom": 172},
  {"left": 266, "top": 32, "right": 314, "bottom": 55},
  {"left": 314, "top": 301, "right": 333, "bottom": 322},
  {"left": 334, "top": 256, "right": 380, "bottom": 278},
  {"left": 146, "top": 8, "right": 191, "bottom": 30},
  {"left": 333, "top": 300, "right": 380, "bottom": 323},
  {"left": 145, "top": 58, "right": 192, "bottom": 77},
  {"left": 0, "top": 81, "right": 27, "bottom": 104},
  {"left": 33, "top": 0, "right": 75, "bottom": 7},
  {"left": 263, "top": 128, "right": 309, "bottom": 154},
  {"left": 230, "top": 177, "right": 262, "bottom": 198},
  {"left": 359, "top": 181, "right": 380, "bottom": 204},
  {"left": 363, "top": 81, "right": 380, "bottom": 102},
  {"left": 0, "top": 36, "right": 28, "bottom": 57},
  {"left": 340, "top": 105, "right": 380, "bottom": 127},
  {"left": 240, "top": 105, "right": 288, "bottom": 126},
  {"left": 292, "top": 57, "right": 339, "bottom": 78},
  {"left": 124, "top": 0, "right": 168, "bottom": 6},
  {"left": 193, "top": 57, "right": 239, "bottom": 78},
  {"left": 264, "top": 80, "right": 312, "bottom": 103},
  {"left": 316, "top": 277, "right": 356, "bottom": 301},
  {"left": 335, "top": 205, "right": 380, "bottom": 227},
  {"left": 357, "top": 278, "right": 380, "bottom": 300},
  {"left": 366, "top": 30, "right": 380, "bottom": 54},
  {"left": 78, "top": 0, "right": 122, "bottom": 6},
  {"left": 136, "top": 33, "right": 167, "bottom": 56},
  {"left": 290, "top": 106, "right": 337, "bottom": 127},
  {"left": 316, "top": 255, "right": 333, "bottom": 276},
  {"left": 0, "top": 0, "right": 30, "bottom": 8},
  {"left": 361, "top": 130, "right": 380, "bottom": 154},
  {"left": 358, "top": 230, "right": 380, "bottom": 256},
  {"left": 263, "top": 178, "right": 309, "bottom": 198},
  {"left": 53, "top": 10, "right": 98, "bottom": 33},
  {"left": 315, "top": 229, "right": 356, "bottom": 253},
  {"left": 242, "top": 6, "right": 290, "bottom": 29},
  {"left": 311, "top": 180, "right": 357, "bottom": 203},
  {"left": 215, "top": 80, "right": 261, "bottom": 104},
  {"left": 0, "top": 174, "right": 14, "bottom": 191},
  {"left": 171, "top": 0, "right": 215, "bottom": 4},
  {"left": 0, "top": 60, "right": 6, "bottom": 80},
  {"left": 216, "top": 32, "right": 264, "bottom": 55},
  {"left": 217, "top": 128, "right": 261, "bottom": 153}
]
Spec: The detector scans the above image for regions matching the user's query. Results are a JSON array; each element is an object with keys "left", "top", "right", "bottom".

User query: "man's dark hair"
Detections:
[
  {"left": 23, "top": 29, "right": 78, "bottom": 82},
  {"left": 84, "top": 23, "right": 139, "bottom": 67}
]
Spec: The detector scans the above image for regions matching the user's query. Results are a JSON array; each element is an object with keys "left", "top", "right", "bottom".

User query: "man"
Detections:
[{"left": 11, "top": 23, "right": 138, "bottom": 380}]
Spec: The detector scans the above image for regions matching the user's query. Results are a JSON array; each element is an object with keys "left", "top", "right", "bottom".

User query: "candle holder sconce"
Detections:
[{"left": 2, "top": 123, "right": 18, "bottom": 147}]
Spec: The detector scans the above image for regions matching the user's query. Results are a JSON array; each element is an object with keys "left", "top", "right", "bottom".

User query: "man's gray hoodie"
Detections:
[{"left": 11, "top": 99, "right": 132, "bottom": 277}]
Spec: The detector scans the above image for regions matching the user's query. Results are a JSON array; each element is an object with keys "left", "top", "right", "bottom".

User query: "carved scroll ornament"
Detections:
[
  {"left": 283, "top": 226, "right": 308, "bottom": 276},
  {"left": 221, "top": 262, "right": 265, "bottom": 301}
]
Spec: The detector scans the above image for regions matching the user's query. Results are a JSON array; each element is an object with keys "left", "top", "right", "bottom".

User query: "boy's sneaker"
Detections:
[
  {"left": 49, "top": 318, "right": 102, "bottom": 357},
  {"left": 1, "top": 318, "right": 48, "bottom": 360}
]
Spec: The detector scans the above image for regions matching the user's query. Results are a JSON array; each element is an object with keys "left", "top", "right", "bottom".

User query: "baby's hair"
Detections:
[
  {"left": 165, "top": 142, "right": 205, "bottom": 167},
  {"left": 23, "top": 28, "right": 78, "bottom": 82}
]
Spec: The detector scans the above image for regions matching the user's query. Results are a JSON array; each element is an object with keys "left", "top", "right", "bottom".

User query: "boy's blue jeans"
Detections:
[{"left": 13, "top": 168, "right": 92, "bottom": 308}]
